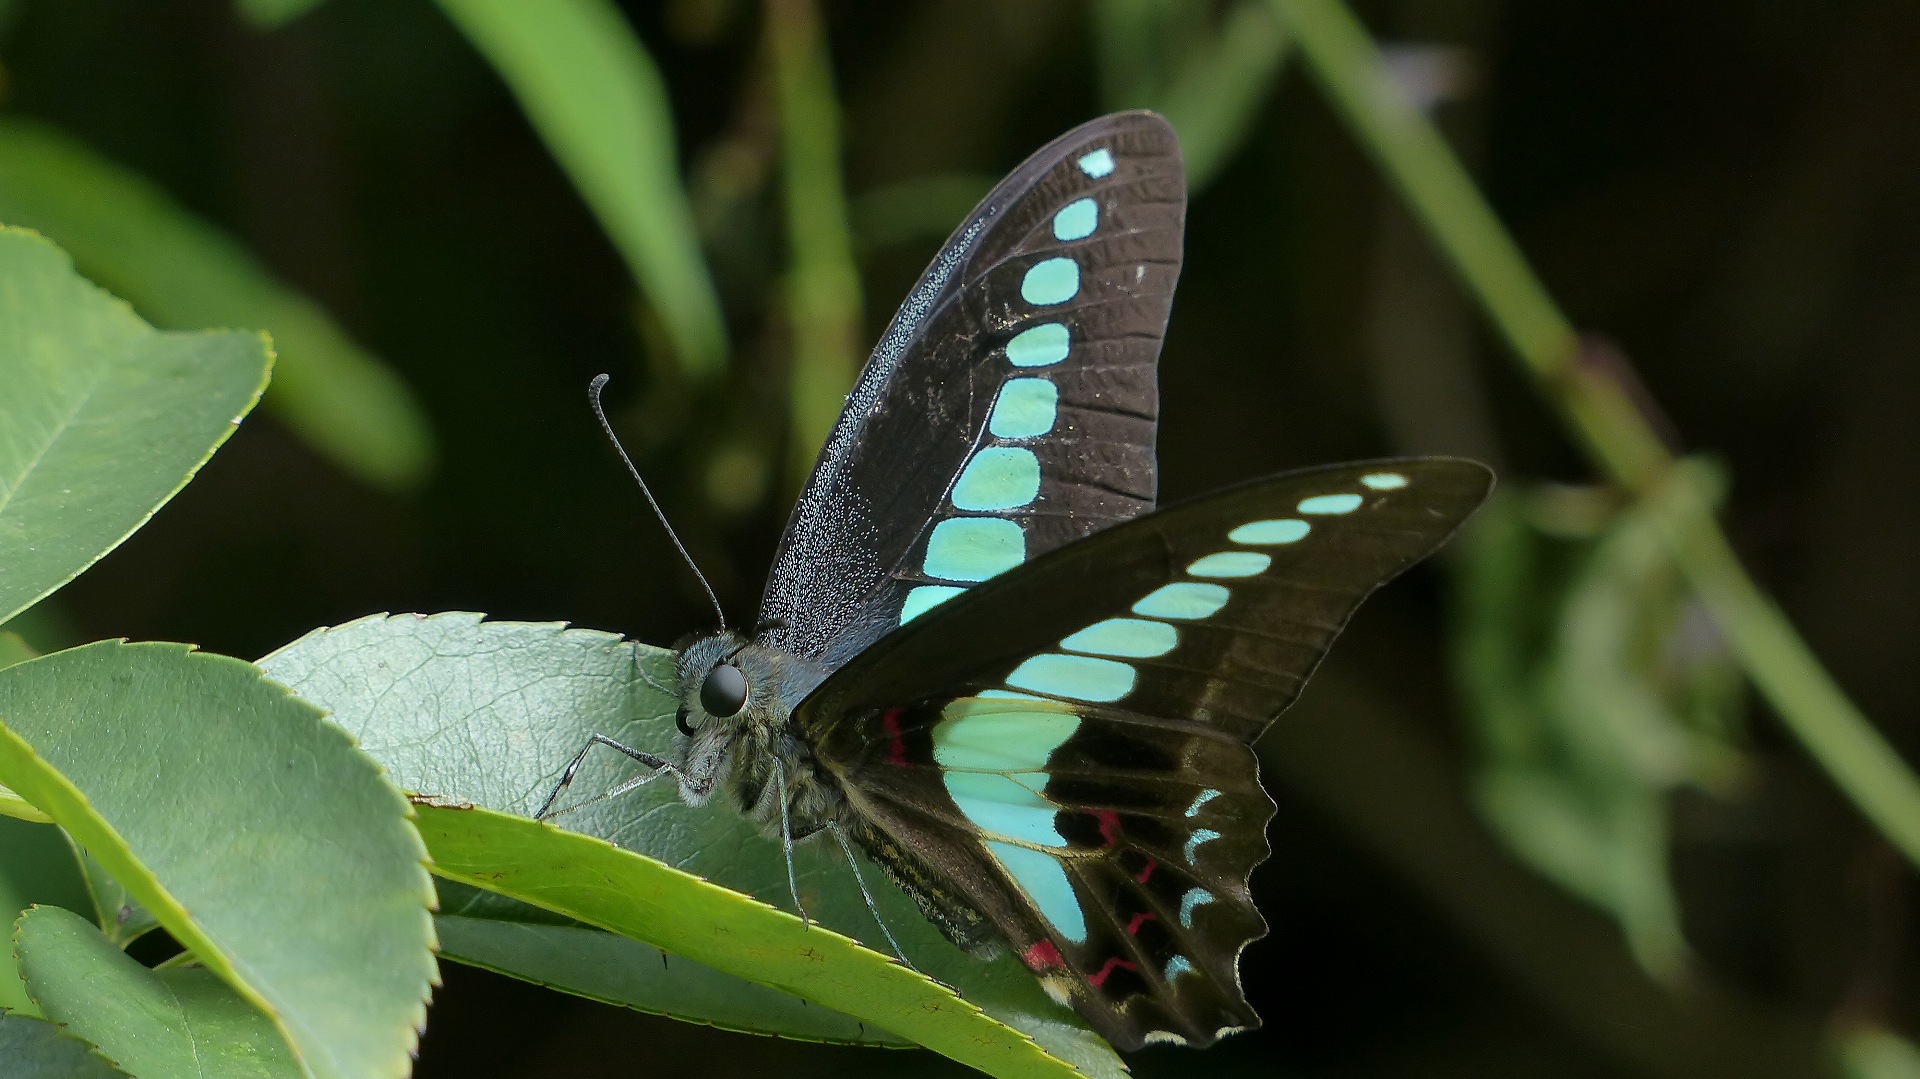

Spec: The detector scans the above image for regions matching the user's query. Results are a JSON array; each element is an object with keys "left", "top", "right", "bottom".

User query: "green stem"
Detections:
[
  {"left": 767, "top": 0, "right": 864, "bottom": 490},
  {"left": 1272, "top": 0, "right": 1920, "bottom": 865}
]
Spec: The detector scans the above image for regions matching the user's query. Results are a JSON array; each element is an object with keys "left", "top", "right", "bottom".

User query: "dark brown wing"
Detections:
[{"left": 797, "top": 459, "right": 1494, "bottom": 1048}]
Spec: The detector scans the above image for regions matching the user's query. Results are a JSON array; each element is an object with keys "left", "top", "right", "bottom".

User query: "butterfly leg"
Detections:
[
  {"left": 828, "top": 821, "right": 914, "bottom": 968},
  {"left": 535, "top": 734, "right": 680, "bottom": 820},
  {"left": 771, "top": 757, "right": 812, "bottom": 929}
]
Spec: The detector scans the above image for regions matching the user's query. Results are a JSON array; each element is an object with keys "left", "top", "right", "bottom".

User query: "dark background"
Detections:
[{"left": 8, "top": 0, "right": 1918, "bottom": 1074}]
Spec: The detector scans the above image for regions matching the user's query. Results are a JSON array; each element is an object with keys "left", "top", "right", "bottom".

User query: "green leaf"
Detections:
[
  {"left": 0, "top": 121, "right": 433, "bottom": 492},
  {"left": 0, "top": 1012, "right": 127, "bottom": 1079},
  {"left": 0, "top": 227, "right": 271, "bottom": 626},
  {"left": 768, "top": 0, "right": 864, "bottom": 484},
  {"left": 0, "top": 641, "right": 437, "bottom": 1079},
  {"left": 1153, "top": 1, "right": 1291, "bottom": 191},
  {"left": 0, "top": 816, "right": 90, "bottom": 1013},
  {"left": 0, "top": 632, "right": 34, "bottom": 672},
  {"left": 65, "top": 841, "right": 158, "bottom": 949},
  {"left": 262, "top": 613, "right": 1125, "bottom": 1079},
  {"left": 435, "top": 0, "right": 728, "bottom": 379},
  {"left": 16, "top": 905, "right": 300, "bottom": 1078},
  {"left": 420, "top": 802, "right": 1079, "bottom": 1077},
  {"left": 436, "top": 880, "right": 908, "bottom": 1045}
]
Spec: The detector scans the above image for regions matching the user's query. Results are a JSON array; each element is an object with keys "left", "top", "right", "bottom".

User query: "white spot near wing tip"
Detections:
[{"left": 1142, "top": 1030, "right": 1188, "bottom": 1046}]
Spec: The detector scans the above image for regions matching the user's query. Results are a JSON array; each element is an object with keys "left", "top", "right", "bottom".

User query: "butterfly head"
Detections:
[{"left": 669, "top": 631, "right": 795, "bottom": 806}]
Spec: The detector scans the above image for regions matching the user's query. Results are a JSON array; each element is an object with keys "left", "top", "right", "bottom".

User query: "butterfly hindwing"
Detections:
[
  {"left": 798, "top": 459, "right": 1494, "bottom": 1048},
  {"left": 759, "top": 111, "right": 1186, "bottom": 672}
]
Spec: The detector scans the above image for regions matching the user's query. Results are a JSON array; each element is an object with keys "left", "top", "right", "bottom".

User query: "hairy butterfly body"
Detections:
[{"left": 549, "top": 112, "right": 1492, "bottom": 1050}]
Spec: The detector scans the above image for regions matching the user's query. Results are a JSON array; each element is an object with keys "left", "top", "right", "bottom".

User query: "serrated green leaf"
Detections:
[
  {"left": 0, "top": 816, "right": 90, "bottom": 1013},
  {"left": 16, "top": 905, "right": 299, "bottom": 1078},
  {"left": 435, "top": 0, "right": 727, "bottom": 379},
  {"left": 0, "top": 227, "right": 271, "bottom": 626},
  {"left": 0, "top": 121, "right": 433, "bottom": 492},
  {"left": 0, "top": 1011, "right": 127, "bottom": 1079},
  {"left": 436, "top": 880, "right": 908, "bottom": 1045},
  {"left": 0, "top": 641, "right": 437, "bottom": 1079},
  {"left": 262, "top": 613, "right": 1125, "bottom": 1078},
  {"left": 419, "top": 803, "right": 1078, "bottom": 1077}
]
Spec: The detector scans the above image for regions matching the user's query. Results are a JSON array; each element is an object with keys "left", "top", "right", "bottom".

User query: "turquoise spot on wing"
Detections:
[
  {"left": 1052, "top": 197, "right": 1098, "bottom": 241},
  {"left": 1021, "top": 257, "right": 1079, "bottom": 305},
  {"left": 1185, "top": 828, "right": 1222, "bottom": 862},
  {"left": 1006, "top": 323, "right": 1069, "bottom": 367},
  {"left": 1229, "top": 518, "right": 1309, "bottom": 545},
  {"left": 988, "top": 378, "right": 1058, "bottom": 439},
  {"left": 1186, "top": 551, "right": 1270, "bottom": 578},
  {"left": 1007, "top": 653, "right": 1136, "bottom": 702},
  {"left": 1077, "top": 148, "right": 1115, "bottom": 178},
  {"left": 1060, "top": 618, "right": 1177, "bottom": 658},
  {"left": 924, "top": 517, "right": 1025, "bottom": 582},
  {"left": 944, "top": 771, "right": 1066, "bottom": 847},
  {"left": 1165, "top": 955, "right": 1196, "bottom": 980},
  {"left": 1298, "top": 493, "right": 1363, "bottom": 515},
  {"left": 951, "top": 447, "right": 1040, "bottom": 511},
  {"left": 1131, "top": 582, "right": 1229, "bottom": 620},
  {"left": 986, "top": 840, "right": 1086, "bottom": 941},
  {"left": 933, "top": 701, "right": 1079, "bottom": 772},
  {"left": 979, "top": 689, "right": 1043, "bottom": 700},
  {"left": 1361, "top": 472, "right": 1408, "bottom": 490},
  {"left": 1185, "top": 789, "right": 1220, "bottom": 817},
  {"left": 1179, "top": 887, "right": 1214, "bottom": 927},
  {"left": 900, "top": 585, "right": 964, "bottom": 623}
]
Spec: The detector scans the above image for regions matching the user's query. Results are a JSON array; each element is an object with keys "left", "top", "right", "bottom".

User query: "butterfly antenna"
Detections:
[{"left": 588, "top": 374, "right": 728, "bottom": 630}]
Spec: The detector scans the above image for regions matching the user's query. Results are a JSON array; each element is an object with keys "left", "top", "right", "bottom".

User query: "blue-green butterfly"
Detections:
[{"left": 545, "top": 112, "right": 1492, "bottom": 1049}]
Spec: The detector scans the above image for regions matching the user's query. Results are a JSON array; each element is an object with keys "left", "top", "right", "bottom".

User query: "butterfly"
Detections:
[{"left": 543, "top": 111, "right": 1492, "bottom": 1050}]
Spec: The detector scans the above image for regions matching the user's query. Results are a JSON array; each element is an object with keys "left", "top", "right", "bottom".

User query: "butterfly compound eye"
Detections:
[{"left": 700, "top": 662, "right": 748, "bottom": 718}]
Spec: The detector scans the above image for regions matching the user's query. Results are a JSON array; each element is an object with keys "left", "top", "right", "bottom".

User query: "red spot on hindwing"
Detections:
[
  {"left": 1021, "top": 939, "right": 1065, "bottom": 972},
  {"left": 882, "top": 707, "right": 908, "bottom": 766},
  {"left": 1134, "top": 858, "right": 1157, "bottom": 884},
  {"left": 1089, "top": 809, "right": 1121, "bottom": 848},
  {"left": 1088, "top": 956, "right": 1137, "bottom": 987},
  {"left": 1126, "top": 912, "right": 1155, "bottom": 935}
]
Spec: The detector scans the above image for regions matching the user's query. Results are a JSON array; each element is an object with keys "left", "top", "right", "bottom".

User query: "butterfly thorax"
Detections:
[{"left": 671, "top": 632, "right": 846, "bottom": 840}]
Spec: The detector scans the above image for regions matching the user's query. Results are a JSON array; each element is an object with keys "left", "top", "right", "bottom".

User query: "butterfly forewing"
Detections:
[
  {"left": 796, "top": 459, "right": 1494, "bottom": 1049},
  {"left": 759, "top": 112, "right": 1186, "bottom": 672}
]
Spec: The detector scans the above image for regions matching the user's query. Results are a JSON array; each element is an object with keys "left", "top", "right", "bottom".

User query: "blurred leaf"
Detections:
[
  {"left": 0, "top": 121, "right": 433, "bottom": 492},
  {"left": 436, "top": 0, "right": 728, "bottom": 379},
  {"left": 420, "top": 803, "right": 1083, "bottom": 1076},
  {"left": 0, "top": 601, "right": 81, "bottom": 659},
  {"left": 0, "top": 632, "right": 33, "bottom": 671},
  {"left": 234, "top": 0, "right": 325, "bottom": 28},
  {"left": 0, "top": 1012, "right": 126, "bottom": 1079},
  {"left": 1095, "top": 0, "right": 1287, "bottom": 191},
  {"left": 0, "top": 226, "right": 270, "bottom": 627},
  {"left": 0, "top": 641, "right": 437, "bottom": 1079},
  {"left": 1454, "top": 464, "right": 1747, "bottom": 978},
  {"left": 435, "top": 879, "right": 909, "bottom": 1046},
  {"left": 1841, "top": 1027, "right": 1920, "bottom": 1079},
  {"left": 1093, "top": 0, "right": 1208, "bottom": 110},
  {"left": 768, "top": 0, "right": 864, "bottom": 487},
  {"left": 851, "top": 173, "right": 995, "bottom": 253},
  {"left": 261, "top": 613, "right": 1127, "bottom": 1079},
  {"left": 0, "top": 816, "right": 91, "bottom": 1013},
  {"left": 15, "top": 905, "right": 300, "bottom": 1078}
]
